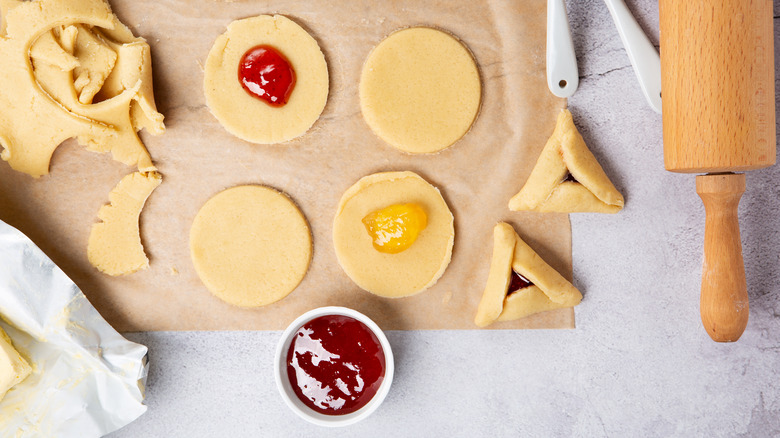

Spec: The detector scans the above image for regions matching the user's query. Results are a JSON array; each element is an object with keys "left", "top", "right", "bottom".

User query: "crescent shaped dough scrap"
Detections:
[
  {"left": 0, "top": 0, "right": 164, "bottom": 177},
  {"left": 88, "top": 171, "right": 161, "bottom": 276},
  {"left": 474, "top": 222, "right": 582, "bottom": 327},
  {"left": 509, "top": 109, "right": 624, "bottom": 213}
]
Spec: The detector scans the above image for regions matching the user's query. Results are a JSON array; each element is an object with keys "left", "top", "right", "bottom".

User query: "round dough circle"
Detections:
[
  {"left": 359, "top": 27, "right": 481, "bottom": 154},
  {"left": 190, "top": 185, "right": 312, "bottom": 307},
  {"left": 204, "top": 15, "right": 329, "bottom": 144},
  {"left": 333, "top": 171, "right": 455, "bottom": 298}
]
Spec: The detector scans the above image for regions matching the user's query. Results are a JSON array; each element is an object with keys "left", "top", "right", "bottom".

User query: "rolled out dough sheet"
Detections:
[{"left": 0, "top": 0, "right": 572, "bottom": 331}]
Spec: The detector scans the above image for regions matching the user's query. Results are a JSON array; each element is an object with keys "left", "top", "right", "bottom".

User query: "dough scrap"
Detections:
[
  {"left": 0, "top": 0, "right": 164, "bottom": 177},
  {"left": 359, "top": 27, "right": 481, "bottom": 154},
  {"left": 204, "top": 15, "right": 329, "bottom": 144},
  {"left": 88, "top": 171, "right": 161, "bottom": 276},
  {"left": 333, "top": 171, "right": 454, "bottom": 298},
  {"left": 72, "top": 24, "right": 117, "bottom": 104},
  {"left": 474, "top": 222, "right": 582, "bottom": 327},
  {"left": 190, "top": 186, "right": 312, "bottom": 308},
  {"left": 509, "top": 109, "right": 624, "bottom": 213}
]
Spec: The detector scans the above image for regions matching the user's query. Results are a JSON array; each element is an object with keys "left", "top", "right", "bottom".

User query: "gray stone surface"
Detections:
[{"left": 109, "top": 2, "right": 780, "bottom": 437}]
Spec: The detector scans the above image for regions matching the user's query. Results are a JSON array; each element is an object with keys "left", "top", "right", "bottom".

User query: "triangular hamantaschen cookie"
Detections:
[
  {"left": 474, "top": 222, "right": 582, "bottom": 327},
  {"left": 509, "top": 109, "right": 624, "bottom": 213}
]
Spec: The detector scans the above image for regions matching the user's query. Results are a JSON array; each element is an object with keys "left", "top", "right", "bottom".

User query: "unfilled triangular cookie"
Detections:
[
  {"left": 474, "top": 223, "right": 582, "bottom": 327},
  {"left": 509, "top": 109, "right": 624, "bottom": 213}
]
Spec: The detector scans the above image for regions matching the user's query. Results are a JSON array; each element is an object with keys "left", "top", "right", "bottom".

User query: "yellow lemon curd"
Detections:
[{"left": 361, "top": 203, "right": 428, "bottom": 254}]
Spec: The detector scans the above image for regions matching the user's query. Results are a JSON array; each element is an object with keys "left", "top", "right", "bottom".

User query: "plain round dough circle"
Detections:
[
  {"left": 204, "top": 15, "right": 329, "bottom": 144},
  {"left": 190, "top": 185, "right": 312, "bottom": 307},
  {"left": 359, "top": 27, "right": 481, "bottom": 154},
  {"left": 333, "top": 171, "right": 455, "bottom": 298}
]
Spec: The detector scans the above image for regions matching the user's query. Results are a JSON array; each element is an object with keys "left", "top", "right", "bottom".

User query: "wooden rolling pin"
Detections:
[{"left": 659, "top": 0, "right": 776, "bottom": 342}]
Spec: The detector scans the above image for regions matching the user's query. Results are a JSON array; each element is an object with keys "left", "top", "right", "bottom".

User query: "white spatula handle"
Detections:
[
  {"left": 604, "top": 0, "right": 662, "bottom": 113},
  {"left": 546, "top": 0, "right": 579, "bottom": 98}
]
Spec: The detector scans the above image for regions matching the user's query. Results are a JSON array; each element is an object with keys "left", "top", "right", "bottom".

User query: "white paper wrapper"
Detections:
[{"left": 0, "top": 219, "right": 148, "bottom": 437}]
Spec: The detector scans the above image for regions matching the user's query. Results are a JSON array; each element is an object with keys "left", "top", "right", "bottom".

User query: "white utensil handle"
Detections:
[
  {"left": 547, "top": 0, "right": 579, "bottom": 98},
  {"left": 604, "top": 0, "right": 662, "bottom": 113}
]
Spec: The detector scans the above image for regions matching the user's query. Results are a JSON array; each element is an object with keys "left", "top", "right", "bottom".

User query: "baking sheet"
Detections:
[{"left": 0, "top": 0, "right": 571, "bottom": 331}]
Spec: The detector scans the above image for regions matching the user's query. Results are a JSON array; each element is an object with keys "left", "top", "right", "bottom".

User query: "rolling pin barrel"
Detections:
[
  {"left": 660, "top": 0, "right": 775, "bottom": 173},
  {"left": 659, "top": 0, "right": 776, "bottom": 341}
]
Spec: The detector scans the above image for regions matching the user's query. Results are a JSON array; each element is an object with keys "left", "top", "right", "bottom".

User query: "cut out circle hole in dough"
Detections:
[
  {"left": 204, "top": 15, "right": 329, "bottom": 144},
  {"left": 190, "top": 185, "right": 312, "bottom": 308},
  {"left": 333, "top": 171, "right": 455, "bottom": 298},
  {"left": 359, "top": 27, "right": 481, "bottom": 154}
]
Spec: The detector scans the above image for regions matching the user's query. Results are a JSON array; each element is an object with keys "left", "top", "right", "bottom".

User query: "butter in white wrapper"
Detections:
[{"left": 0, "top": 219, "right": 148, "bottom": 437}]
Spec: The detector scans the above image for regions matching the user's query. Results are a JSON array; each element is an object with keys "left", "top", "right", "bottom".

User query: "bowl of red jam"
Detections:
[{"left": 274, "top": 306, "right": 394, "bottom": 427}]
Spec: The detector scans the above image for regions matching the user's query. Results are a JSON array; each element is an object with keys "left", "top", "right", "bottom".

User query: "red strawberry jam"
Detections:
[
  {"left": 238, "top": 45, "right": 296, "bottom": 106},
  {"left": 287, "top": 314, "right": 386, "bottom": 415},
  {"left": 508, "top": 270, "right": 533, "bottom": 295}
]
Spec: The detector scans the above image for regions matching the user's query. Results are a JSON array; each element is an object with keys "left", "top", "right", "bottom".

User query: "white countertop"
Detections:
[{"left": 108, "top": 2, "right": 780, "bottom": 436}]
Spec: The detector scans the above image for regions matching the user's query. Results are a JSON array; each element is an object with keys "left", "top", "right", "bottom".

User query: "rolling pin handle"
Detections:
[{"left": 696, "top": 173, "right": 749, "bottom": 342}]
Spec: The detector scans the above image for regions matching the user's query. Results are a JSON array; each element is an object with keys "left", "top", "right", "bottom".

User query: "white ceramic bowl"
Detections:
[{"left": 274, "top": 306, "right": 394, "bottom": 427}]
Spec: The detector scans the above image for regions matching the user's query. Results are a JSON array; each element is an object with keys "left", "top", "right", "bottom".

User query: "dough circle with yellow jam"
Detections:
[
  {"left": 333, "top": 171, "right": 455, "bottom": 298},
  {"left": 190, "top": 186, "right": 312, "bottom": 307},
  {"left": 204, "top": 15, "right": 328, "bottom": 144},
  {"left": 359, "top": 27, "right": 481, "bottom": 154}
]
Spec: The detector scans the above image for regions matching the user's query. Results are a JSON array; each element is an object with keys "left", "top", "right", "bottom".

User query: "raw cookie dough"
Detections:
[
  {"left": 359, "top": 27, "right": 481, "bottom": 154},
  {"left": 88, "top": 171, "right": 162, "bottom": 276},
  {"left": 474, "top": 223, "right": 582, "bottom": 327},
  {"left": 0, "top": 326, "right": 31, "bottom": 401},
  {"left": 190, "top": 186, "right": 312, "bottom": 307},
  {"left": 333, "top": 171, "right": 454, "bottom": 298},
  {"left": 0, "top": 0, "right": 164, "bottom": 177},
  {"left": 509, "top": 109, "right": 624, "bottom": 213},
  {"left": 204, "top": 15, "right": 329, "bottom": 144}
]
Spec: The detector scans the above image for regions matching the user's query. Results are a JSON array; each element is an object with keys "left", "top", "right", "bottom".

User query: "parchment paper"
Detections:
[
  {"left": 0, "top": 0, "right": 571, "bottom": 331},
  {"left": 0, "top": 220, "right": 148, "bottom": 438}
]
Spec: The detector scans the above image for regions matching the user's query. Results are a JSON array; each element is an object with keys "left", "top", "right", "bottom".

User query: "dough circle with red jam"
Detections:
[
  {"left": 204, "top": 15, "right": 328, "bottom": 144},
  {"left": 190, "top": 185, "right": 312, "bottom": 307}
]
